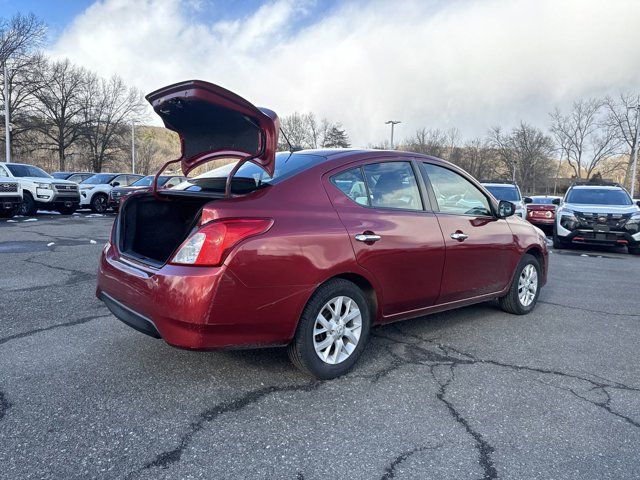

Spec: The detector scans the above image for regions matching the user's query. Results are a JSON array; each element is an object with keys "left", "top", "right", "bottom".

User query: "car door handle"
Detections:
[
  {"left": 355, "top": 233, "right": 381, "bottom": 243},
  {"left": 450, "top": 232, "right": 469, "bottom": 241}
]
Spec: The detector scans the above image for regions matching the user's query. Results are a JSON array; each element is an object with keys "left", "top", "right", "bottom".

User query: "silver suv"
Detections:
[{"left": 553, "top": 183, "right": 640, "bottom": 255}]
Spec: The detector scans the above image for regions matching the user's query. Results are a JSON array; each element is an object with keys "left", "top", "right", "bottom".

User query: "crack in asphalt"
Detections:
[
  {"left": 0, "top": 313, "right": 110, "bottom": 346},
  {"left": 4, "top": 255, "right": 98, "bottom": 293},
  {"left": 127, "top": 382, "right": 322, "bottom": 478},
  {"left": 539, "top": 300, "right": 640, "bottom": 318},
  {"left": 0, "top": 390, "right": 11, "bottom": 421},
  {"left": 379, "top": 443, "right": 444, "bottom": 480}
]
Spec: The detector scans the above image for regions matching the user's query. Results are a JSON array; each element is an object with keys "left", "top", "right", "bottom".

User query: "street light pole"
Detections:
[
  {"left": 628, "top": 105, "right": 640, "bottom": 198},
  {"left": 3, "top": 62, "right": 10, "bottom": 163},
  {"left": 385, "top": 120, "right": 401, "bottom": 149},
  {"left": 131, "top": 121, "right": 136, "bottom": 174}
]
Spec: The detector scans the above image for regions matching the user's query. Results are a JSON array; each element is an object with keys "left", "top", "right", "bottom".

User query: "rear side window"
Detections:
[
  {"left": 331, "top": 168, "right": 368, "bottom": 206},
  {"left": 363, "top": 162, "right": 422, "bottom": 210}
]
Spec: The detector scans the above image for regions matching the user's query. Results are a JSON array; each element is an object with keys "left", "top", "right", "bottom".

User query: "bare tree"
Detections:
[
  {"left": 79, "top": 74, "right": 145, "bottom": 172},
  {"left": 0, "top": 53, "right": 47, "bottom": 151},
  {"left": 604, "top": 93, "right": 640, "bottom": 189},
  {"left": 550, "top": 99, "right": 622, "bottom": 180},
  {"left": 279, "top": 112, "right": 349, "bottom": 150},
  {"left": 30, "top": 59, "right": 87, "bottom": 170},
  {"left": 456, "top": 138, "right": 496, "bottom": 180},
  {"left": 488, "top": 122, "right": 554, "bottom": 193},
  {"left": 402, "top": 128, "right": 448, "bottom": 157},
  {"left": 0, "top": 13, "right": 46, "bottom": 63}
]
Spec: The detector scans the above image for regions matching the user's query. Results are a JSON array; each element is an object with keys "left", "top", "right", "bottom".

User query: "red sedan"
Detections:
[
  {"left": 526, "top": 195, "right": 561, "bottom": 228},
  {"left": 97, "top": 80, "right": 548, "bottom": 379}
]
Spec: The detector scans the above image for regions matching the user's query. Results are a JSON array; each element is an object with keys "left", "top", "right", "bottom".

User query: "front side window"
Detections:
[
  {"left": 421, "top": 163, "right": 492, "bottom": 216},
  {"left": 0, "top": 165, "right": 9, "bottom": 177},
  {"left": 113, "top": 175, "right": 129, "bottom": 186},
  {"left": 362, "top": 162, "right": 422, "bottom": 210}
]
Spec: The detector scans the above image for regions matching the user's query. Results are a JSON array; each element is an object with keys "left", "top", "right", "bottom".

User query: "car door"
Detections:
[
  {"left": 326, "top": 159, "right": 446, "bottom": 318},
  {"left": 419, "top": 162, "right": 517, "bottom": 303}
]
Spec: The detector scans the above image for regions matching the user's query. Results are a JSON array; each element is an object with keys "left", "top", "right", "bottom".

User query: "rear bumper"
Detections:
[
  {"left": 96, "top": 243, "right": 310, "bottom": 349},
  {"left": 528, "top": 217, "right": 555, "bottom": 226}
]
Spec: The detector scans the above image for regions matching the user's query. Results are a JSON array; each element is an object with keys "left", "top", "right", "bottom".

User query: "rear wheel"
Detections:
[
  {"left": 498, "top": 254, "right": 541, "bottom": 315},
  {"left": 19, "top": 192, "right": 37, "bottom": 216},
  {"left": 629, "top": 245, "right": 640, "bottom": 256},
  {"left": 287, "top": 279, "right": 371, "bottom": 379},
  {"left": 90, "top": 193, "right": 108, "bottom": 213}
]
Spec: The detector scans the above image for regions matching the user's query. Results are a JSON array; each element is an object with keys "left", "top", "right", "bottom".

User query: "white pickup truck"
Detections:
[
  {"left": 0, "top": 162, "right": 80, "bottom": 216},
  {"left": 0, "top": 176, "right": 23, "bottom": 218}
]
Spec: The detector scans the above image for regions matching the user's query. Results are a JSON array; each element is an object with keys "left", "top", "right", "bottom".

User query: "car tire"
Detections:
[
  {"left": 552, "top": 226, "right": 569, "bottom": 249},
  {"left": 287, "top": 279, "right": 371, "bottom": 379},
  {"left": 629, "top": 246, "right": 640, "bottom": 256},
  {"left": 19, "top": 192, "right": 38, "bottom": 216},
  {"left": 57, "top": 205, "right": 77, "bottom": 215},
  {"left": 498, "top": 253, "right": 542, "bottom": 315},
  {"left": 0, "top": 207, "right": 18, "bottom": 218},
  {"left": 90, "top": 193, "right": 108, "bottom": 213}
]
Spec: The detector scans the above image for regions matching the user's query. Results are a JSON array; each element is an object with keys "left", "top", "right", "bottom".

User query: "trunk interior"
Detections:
[{"left": 118, "top": 193, "right": 215, "bottom": 267}]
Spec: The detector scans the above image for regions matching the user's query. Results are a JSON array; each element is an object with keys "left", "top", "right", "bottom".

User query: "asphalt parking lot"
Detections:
[{"left": 1, "top": 213, "right": 639, "bottom": 480}]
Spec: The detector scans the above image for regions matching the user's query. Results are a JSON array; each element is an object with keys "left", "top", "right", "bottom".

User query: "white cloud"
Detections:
[{"left": 49, "top": 0, "right": 640, "bottom": 146}]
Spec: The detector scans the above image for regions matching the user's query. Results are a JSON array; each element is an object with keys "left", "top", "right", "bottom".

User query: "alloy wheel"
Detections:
[
  {"left": 313, "top": 295, "right": 362, "bottom": 365},
  {"left": 93, "top": 195, "right": 107, "bottom": 213},
  {"left": 517, "top": 264, "right": 538, "bottom": 307}
]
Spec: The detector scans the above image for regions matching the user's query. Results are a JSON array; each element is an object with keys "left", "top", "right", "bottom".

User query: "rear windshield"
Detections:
[
  {"left": 483, "top": 185, "right": 521, "bottom": 202},
  {"left": 179, "top": 152, "right": 324, "bottom": 193},
  {"left": 51, "top": 172, "right": 70, "bottom": 179},
  {"left": 565, "top": 188, "right": 632, "bottom": 206},
  {"left": 132, "top": 176, "right": 172, "bottom": 187},
  {"left": 81, "top": 174, "right": 117, "bottom": 185},
  {"left": 6, "top": 164, "right": 51, "bottom": 178},
  {"left": 531, "top": 197, "right": 556, "bottom": 204}
]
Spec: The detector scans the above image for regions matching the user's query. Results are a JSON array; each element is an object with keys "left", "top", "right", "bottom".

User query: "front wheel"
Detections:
[
  {"left": 552, "top": 225, "right": 569, "bottom": 249},
  {"left": 498, "top": 254, "right": 542, "bottom": 315},
  {"left": 287, "top": 279, "right": 371, "bottom": 379},
  {"left": 90, "top": 193, "right": 108, "bottom": 213},
  {"left": 19, "top": 192, "right": 38, "bottom": 216},
  {"left": 0, "top": 207, "right": 18, "bottom": 218},
  {"left": 57, "top": 205, "right": 77, "bottom": 215}
]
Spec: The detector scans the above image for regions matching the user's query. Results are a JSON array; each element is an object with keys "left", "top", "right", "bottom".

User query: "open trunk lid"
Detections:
[{"left": 146, "top": 80, "right": 279, "bottom": 181}]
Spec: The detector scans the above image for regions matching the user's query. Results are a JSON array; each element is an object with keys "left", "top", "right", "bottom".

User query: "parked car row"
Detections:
[{"left": 0, "top": 162, "right": 184, "bottom": 217}]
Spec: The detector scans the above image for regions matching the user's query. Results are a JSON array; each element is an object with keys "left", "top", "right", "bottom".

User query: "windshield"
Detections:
[
  {"left": 565, "top": 188, "right": 632, "bottom": 206},
  {"left": 531, "top": 197, "right": 556, "bottom": 205},
  {"left": 180, "top": 152, "right": 324, "bottom": 193},
  {"left": 484, "top": 185, "right": 521, "bottom": 202},
  {"left": 131, "top": 176, "right": 171, "bottom": 187},
  {"left": 81, "top": 174, "right": 117, "bottom": 185},
  {"left": 6, "top": 164, "right": 51, "bottom": 178},
  {"left": 52, "top": 172, "right": 70, "bottom": 179}
]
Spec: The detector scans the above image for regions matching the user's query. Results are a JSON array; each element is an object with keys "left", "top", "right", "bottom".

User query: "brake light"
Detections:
[{"left": 170, "top": 218, "right": 273, "bottom": 266}]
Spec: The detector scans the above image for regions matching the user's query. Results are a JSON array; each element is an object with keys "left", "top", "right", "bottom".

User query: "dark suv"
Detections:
[{"left": 553, "top": 182, "right": 640, "bottom": 254}]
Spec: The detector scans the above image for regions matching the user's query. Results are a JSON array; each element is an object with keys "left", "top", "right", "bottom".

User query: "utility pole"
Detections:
[
  {"left": 3, "top": 62, "right": 10, "bottom": 163},
  {"left": 131, "top": 121, "right": 136, "bottom": 174},
  {"left": 628, "top": 105, "right": 640, "bottom": 198},
  {"left": 385, "top": 120, "right": 401, "bottom": 149}
]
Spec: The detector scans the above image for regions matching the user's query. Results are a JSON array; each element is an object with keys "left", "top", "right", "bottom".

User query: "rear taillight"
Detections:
[{"left": 170, "top": 218, "right": 273, "bottom": 266}]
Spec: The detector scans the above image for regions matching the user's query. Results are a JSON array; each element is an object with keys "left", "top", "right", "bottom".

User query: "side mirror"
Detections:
[
  {"left": 636, "top": 200, "right": 640, "bottom": 207},
  {"left": 524, "top": 197, "right": 533, "bottom": 204},
  {"left": 111, "top": 181, "right": 120, "bottom": 187},
  {"left": 497, "top": 200, "right": 515, "bottom": 218},
  {"left": 552, "top": 198, "right": 561, "bottom": 205}
]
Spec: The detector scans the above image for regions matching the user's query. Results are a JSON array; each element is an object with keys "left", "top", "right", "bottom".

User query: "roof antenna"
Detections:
[{"left": 279, "top": 127, "right": 301, "bottom": 153}]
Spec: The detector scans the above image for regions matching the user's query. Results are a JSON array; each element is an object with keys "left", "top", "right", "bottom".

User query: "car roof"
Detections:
[
  {"left": 570, "top": 185, "right": 623, "bottom": 190},
  {"left": 481, "top": 182, "right": 518, "bottom": 188}
]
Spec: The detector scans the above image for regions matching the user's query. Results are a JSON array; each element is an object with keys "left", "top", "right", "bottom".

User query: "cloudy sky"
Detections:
[{"left": 4, "top": 0, "right": 640, "bottom": 146}]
